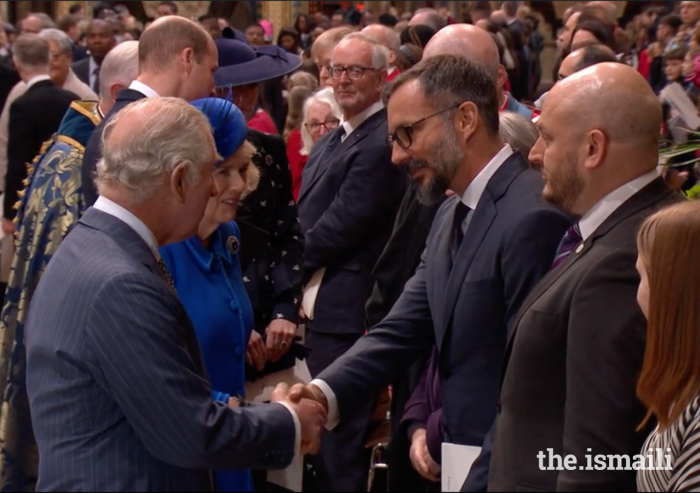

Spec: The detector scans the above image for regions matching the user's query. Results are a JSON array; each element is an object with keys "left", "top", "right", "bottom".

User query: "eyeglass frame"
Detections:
[
  {"left": 305, "top": 118, "right": 341, "bottom": 133},
  {"left": 329, "top": 64, "right": 380, "bottom": 80},
  {"left": 386, "top": 103, "right": 464, "bottom": 150}
]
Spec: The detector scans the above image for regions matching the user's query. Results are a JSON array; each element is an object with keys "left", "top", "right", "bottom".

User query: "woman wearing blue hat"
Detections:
[
  {"left": 159, "top": 98, "right": 259, "bottom": 493},
  {"left": 212, "top": 38, "right": 308, "bottom": 396}
]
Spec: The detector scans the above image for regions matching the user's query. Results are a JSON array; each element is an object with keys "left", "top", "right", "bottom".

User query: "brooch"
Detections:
[{"left": 227, "top": 236, "right": 240, "bottom": 255}]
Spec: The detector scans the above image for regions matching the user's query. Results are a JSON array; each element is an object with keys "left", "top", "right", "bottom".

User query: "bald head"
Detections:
[
  {"left": 139, "top": 15, "right": 215, "bottom": 73},
  {"left": 423, "top": 24, "right": 500, "bottom": 81},
  {"left": 362, "top": 24, "right": 400, "bottom": 65},
  {"left": 558, "top": 44, "right": 618, "bottom": 80},
  {"left": 547, "top": 62, "right": 661, "bottom": 154},
  {"left": 409, "top": 8, "right": 446, "bottom": 31}
]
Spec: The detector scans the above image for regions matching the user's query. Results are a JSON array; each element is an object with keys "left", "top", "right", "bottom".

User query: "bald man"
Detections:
[
  {"left": 483, "top": 63, "right": 683, "bottom": 492},
  {"left": 423, "top": 24, "right": 537, "bottom": 119},
  {"left": 362, "top": 23, "right": 402, "bottom": 81},
  {"left": 408, "top": 8, "right": 446, "bottom": 31},
  {"left": 557, "top": 43, "right": 618, "bottom": 80}
]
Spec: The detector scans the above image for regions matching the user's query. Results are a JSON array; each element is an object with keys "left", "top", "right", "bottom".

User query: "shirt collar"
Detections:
[
  {"left": 26, "top": 74, "right": 51, "bottom": 90},
  {"left": 89, "top": 56, "right": 99, "bottom": 72},
  {"left": 388, "top": 66, "right": 397, "bottom": 76},
  {"left": 128, "top": 80, "right": 161, "bottom": 98},
  {"left": 460, "top": 144, "right": 514, "bottom": 210},
  {"left": 341, "top": 100, "right": 384, "bottom": 138},
  {"left": 93, "top": 196, "right": 160, "bottom": 259},
  {"left": 577, "top": 170, "right": 659, "bottom": 241}
]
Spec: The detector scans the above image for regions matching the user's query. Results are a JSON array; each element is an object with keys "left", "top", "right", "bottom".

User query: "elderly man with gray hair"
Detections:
[
  {"left": 25, "top": 97, "right": 326, "bottom": 492},
  {"left": 0, "top": 41, "right": 140, "bottom": 492},
  {"left": 298, "top": 31, "right": 408, "bottom": 492},
  {"left": 362, "top": 23, "right": 403, "bottom": 81}
]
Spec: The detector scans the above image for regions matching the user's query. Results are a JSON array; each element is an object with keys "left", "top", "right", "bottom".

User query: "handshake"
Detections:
[{"left": 272, "top": 383, "right": 330, "bottom": 455}]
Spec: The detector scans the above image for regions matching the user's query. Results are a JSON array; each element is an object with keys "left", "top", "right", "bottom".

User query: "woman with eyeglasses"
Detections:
[{"left": 287, "top": 87, "right": 343, "bottom": 201}]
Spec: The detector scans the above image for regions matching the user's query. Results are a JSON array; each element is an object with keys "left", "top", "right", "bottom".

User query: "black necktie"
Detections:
[
  {"left": 92, "top": 66, "right": 100, "bottom": 95},
  {"left": 451, "top": 202, "right": 470, "bottom": 261}
]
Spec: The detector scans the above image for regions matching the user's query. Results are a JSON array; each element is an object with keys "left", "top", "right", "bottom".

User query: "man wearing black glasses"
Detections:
[
  {"left": 296, "top": 32, "right": 407, "bottom": 492},
  {"left": 293, "top": 53, "right": 570, "bottom": 491}
]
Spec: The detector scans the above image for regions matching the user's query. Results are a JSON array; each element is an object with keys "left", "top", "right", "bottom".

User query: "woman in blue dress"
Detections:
[{"left": 160, "top": 98, "right": 263, "bottom": 493}]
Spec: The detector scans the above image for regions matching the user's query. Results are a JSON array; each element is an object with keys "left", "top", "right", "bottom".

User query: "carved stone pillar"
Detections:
[
  {"left": 262, "top": 1, "right": 291, "bottom": 40},
  {"left": 0, "top": 2, "right": 7, "bottom": 21}
]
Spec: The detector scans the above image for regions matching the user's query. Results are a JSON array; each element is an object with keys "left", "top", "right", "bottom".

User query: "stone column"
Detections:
[{"left": 0, "top": 2, "right": 7, "bottom": 21}]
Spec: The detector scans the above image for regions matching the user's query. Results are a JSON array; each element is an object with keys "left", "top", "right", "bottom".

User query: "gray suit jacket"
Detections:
[
  {"left": 488, "top": 178, "right": 681, "bottom": 492},
  {"left": 26, "top": 208, "right": 296, "bottom": 492},
  {"left": 316, "top": 153, "right": 569, "bottom": 448}
]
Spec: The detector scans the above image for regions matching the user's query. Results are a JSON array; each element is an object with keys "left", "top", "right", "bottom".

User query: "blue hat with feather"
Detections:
[{"left": 190, "top": 98, "right": 248, "bottom": 165}]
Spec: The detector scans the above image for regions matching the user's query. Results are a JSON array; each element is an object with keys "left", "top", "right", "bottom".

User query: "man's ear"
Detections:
[{"left": 170, "top": 163, "right": 188, "bottom": 203}]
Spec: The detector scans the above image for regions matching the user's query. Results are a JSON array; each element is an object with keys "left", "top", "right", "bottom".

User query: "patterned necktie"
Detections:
[
  {"left": 551, "top": 224, "right": 583, "bottom": 270},
  {"left": 157, "top": 257, "right": 177, "bottom": 296},
  {"left": 451, "top": 202, "right": 470, "bottom": 262}
]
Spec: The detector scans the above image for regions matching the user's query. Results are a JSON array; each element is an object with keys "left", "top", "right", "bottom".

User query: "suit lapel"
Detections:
[
  {"left": 430, "top": 207, "right": 454, "bottom": 336},
  {"left": 436, "top": 154, "right": 527, "bottom": 348},
  {"left": 504, "top": 177, "right": 675, "bottom": 353},
  {"left": 298, "top": 110, "right": 387, "bottom": 202}
]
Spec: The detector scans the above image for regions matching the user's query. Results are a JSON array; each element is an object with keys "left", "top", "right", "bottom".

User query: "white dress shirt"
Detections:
[
  {"left": 312, "top": 144, "right": 515, "bottom": 430},
  {"left": 25, "top": 74, "right": 51, "bottom": 90},
  {"left": 577, "top": 170, "right": 659, "bottom": 241},
  {"left": 341, "top": 100, "right": 384, "bottom": 142},
  {"left": 92, "top": 195, "right": 302, "bottom": 451},
  {"left": 128, "top": 80, "right": 161, "bottom": 98}
]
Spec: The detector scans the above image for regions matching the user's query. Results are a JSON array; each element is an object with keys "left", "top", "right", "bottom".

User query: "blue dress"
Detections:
[{"left": 160, "top": 221, "right": 254, "bottom": 493}]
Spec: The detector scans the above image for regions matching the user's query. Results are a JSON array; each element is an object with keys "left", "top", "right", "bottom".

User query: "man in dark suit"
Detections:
[
  {"left": 484, "top": 63, "right": 682, "bottom": 492},
  {"left": 25, "top": 96, "right": 326, "bottom": 492},
  {"left": 82, "top": 16, "right": 219, "bottom": 206},
  {"left": 297, "top": 32, "right": 407, "bottom": 491},
  {"left": 0, "top": 62, "right": 19, "bottom": 111},
  {"left": 4, "top": 34, "right": 78, "bottom": 233},
  {"left": 71, "top": 18, "right": 116, "bottom": 94},
  {"left": 292, "top": 54, "right": 569, "bottom": 489}
]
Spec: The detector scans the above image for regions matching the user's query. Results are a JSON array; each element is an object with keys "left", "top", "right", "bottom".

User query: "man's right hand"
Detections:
[
  {"left": 289, "top": 383, "right": 328, "bottom": 413},
  {"left": 272, "top": 383, "right": 328, "bottom": 455}
]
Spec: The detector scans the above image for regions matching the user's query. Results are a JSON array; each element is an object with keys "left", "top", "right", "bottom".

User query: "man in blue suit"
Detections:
[
  {"left": 25, "top": 97, "right": 326, "bottom": 492},
  {"left": 291, "top": 54, "right": 569, "bottom": 486},
  {"left": 297, "top": 32, "right": 407, "bottom": 492}
]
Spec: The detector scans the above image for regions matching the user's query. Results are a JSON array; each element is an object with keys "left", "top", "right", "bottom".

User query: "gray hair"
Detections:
[
  {"left": 38, "top": 28, "right": 73, "bottom": 55},
  {"left": 499, "top": 111, "right": 538, "bottom": 158},
  {"left": 334, "top": 32, "right": 390, "bottom": 70},
  {"left": 301, "top": 87, "right": 343, "bottom": 156},
  {"left": 12, "top": 34, "right": 50, "bottom": 70},
  {"left": 96, "top": 97, "right": 217, "bottom": 203},
  {"left": 99, "top": 40, "right": 139, "bottom": 100}
]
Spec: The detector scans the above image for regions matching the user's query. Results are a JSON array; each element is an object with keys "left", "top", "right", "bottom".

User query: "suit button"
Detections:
[
  {"left": 496, "top": 401, "right": 502, "bottom": 413},
  {"left": 234, "top": 345, "right": 243, "bottom": 356},
  {"left": 229, "top": 301, "right": 238, "bottom": 312}
]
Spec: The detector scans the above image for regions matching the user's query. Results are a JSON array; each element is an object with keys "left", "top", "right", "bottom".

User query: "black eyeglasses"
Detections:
[
  {"left": 386, "top": 103, "right": 463, "bottom": 150},
  {"left": 329, "top": 65, "right": 378, "bottom": 80}
]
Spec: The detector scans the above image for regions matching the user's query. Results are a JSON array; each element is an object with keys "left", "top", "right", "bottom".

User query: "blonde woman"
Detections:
[{"left": 159, "top": 98, "right": 259, "bottom": 492}]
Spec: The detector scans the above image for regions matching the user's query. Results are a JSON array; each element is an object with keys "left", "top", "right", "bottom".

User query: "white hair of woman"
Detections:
[
  {"left": 96, "top": 97, "right": 217, "bottom": 203},
  {"left": 38, "top": 28, "right": 73, "bottom": 55},
  {"left": 498, "top": 111, "right": 539, "bottom": 160},
  {"left": 300, "top": 87, "right": 343, "bottom": 156}
]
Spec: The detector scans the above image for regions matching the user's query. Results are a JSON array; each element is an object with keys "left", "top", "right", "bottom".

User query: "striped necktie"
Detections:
[{"left": 551, "top": 224, "right": 582, "bottom": 270}]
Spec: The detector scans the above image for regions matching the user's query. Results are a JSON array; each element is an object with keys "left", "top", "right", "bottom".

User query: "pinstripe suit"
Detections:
[{"left": 25, "top": 208, "right": 296, "bottom": 492}]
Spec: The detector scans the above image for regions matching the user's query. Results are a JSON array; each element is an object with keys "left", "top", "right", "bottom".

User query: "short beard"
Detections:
[
  {"left": 411, "top": 124, "right": 464, "bottom": 206},
  {"left": 543, "top": 149, "right": 584, "bottom": 213}
]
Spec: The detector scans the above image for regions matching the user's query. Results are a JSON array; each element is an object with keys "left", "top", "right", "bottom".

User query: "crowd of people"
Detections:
[{"left": 1, "top": 1, "right": 700, "bottom": 493}]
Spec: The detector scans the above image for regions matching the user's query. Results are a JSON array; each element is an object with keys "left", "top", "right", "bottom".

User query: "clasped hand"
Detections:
[{"left": 272, "top": 383, "right": 328, "bottom": 455}]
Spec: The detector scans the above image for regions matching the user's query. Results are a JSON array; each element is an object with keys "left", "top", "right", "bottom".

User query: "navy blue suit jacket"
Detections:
[
  {"left": 82, "top": 88, "right": 147, "bottom": 206},
  {"left": 25, "top": 208, "right": 296, "bottom": 492},
  {"left": 316, "top": 152, "right": 569, "bottom": 448},
  {"left": 297, "top": 109, "right": 407, "bottom": 335}
]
